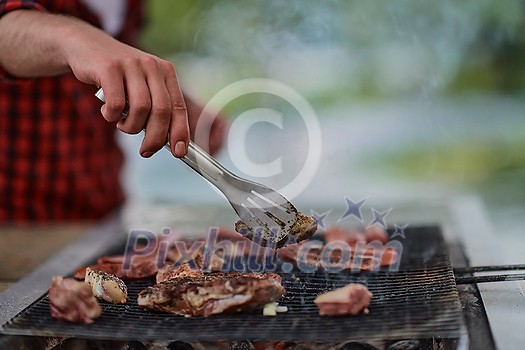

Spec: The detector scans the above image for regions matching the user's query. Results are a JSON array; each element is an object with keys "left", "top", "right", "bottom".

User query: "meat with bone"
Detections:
[
  {"left": 235, "top": 212, "right": 318, "bottom": 247},
  {"left": 138, "top": 272, "right": 285, "bottom": 317},
  {"left": 85, "top": 268, "right": 128, "bottom": 304},
  {"left": 314, "top": 283, "right": 373, "bottom": 316},
  {"left": 48, "top": 276, "right": 102, "bottom": 324}
]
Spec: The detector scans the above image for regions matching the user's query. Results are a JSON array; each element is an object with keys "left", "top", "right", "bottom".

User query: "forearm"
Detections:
[
  {"left": 0, "top": 10, "right": 74, "bottom": 77},
  {"left": 0, "top": 9, "right": 119, "bottom": 79},
  {"left": 0, "top": 8, "right": 192, "bottom": 158}
]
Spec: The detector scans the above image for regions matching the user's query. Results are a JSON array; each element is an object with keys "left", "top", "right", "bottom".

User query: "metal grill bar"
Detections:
[
  {"left": 454, "top": 264, "right": 525, "bottom": 274},
  {"left": 1, "top": 269, "right": 464, "bottom": 342},
  {"left": 456, "top": 273, "right": 525, "bottom": 284},
  {"left": 0, "top": 226, "right": 467, "bottom": 343}
]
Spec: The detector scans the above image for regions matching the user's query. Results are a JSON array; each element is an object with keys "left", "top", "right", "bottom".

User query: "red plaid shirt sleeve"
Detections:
[
  {"left": 0, "top": 0, "right": 144, "bottom": 222},
  {"left": 0, "top": 0, "right": 45, "bottom": 16}
]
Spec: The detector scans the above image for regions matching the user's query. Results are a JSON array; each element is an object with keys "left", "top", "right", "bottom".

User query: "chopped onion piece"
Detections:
[
  {"left": 276, "top": 305, "right": 288, "bottom": 313},
  {"left": 263, "top": 302, "right": 277, "bottom": 316}
]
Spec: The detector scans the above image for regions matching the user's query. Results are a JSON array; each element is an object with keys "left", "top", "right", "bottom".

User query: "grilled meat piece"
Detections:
[
  {"left": 277, "top": 224, "right": 398, "bottom": 272},
  {"left": 75, "top": 228, "right": 270, "bottom": 281},
  {"left": 323, "top": 225, "right": 389, "bottom": 245},
  {"left": 85, "top": 268, "right": 128, "bottom": 304},
  {"left": 323, "top": 226, "right": 366, "bottom": 245},
  {"left": 156, "top": 260, "right": 204, "bottom": 284},
  {"left": 156, "top": 250, "right": 229, "bottom": 283},
  {"left": 289, "top": 212, "right": 318, "bottom": 242},
  {"left": 357, "top": 246, "right": 399, "bottom": 271},
  {"left": 276, "top": 241, "right": 322, "bottom": 267},
  {"left": 213, "top": 228, "right": 274, "bottom": 260},
  {"left": 364, "top": 225, "right": 389, "bottom": 244},
  {"left": 314, "top": 283, "right": 372, "bottom": 316},
  {"left": 74, "top": 227, "right": 274, "bottom": 283},
  {"left": 164, "top": 238, "right": 205, "bottom": 263},
  {"left": 164, "top": 230, "right": 271, "bottom": 262},
  {"left": 75, "top": 263, "right": 120, "bottom": 280},
  {"left": 277, "top": 242, "right": 398, "bottom": 271},
  {"left": 74, "top": 257, "right": 158, "bottom": 280},
  {"left": 48, "top": 276, "right": 102, "bottom": 324},
  {"left": 138, "top": 272, "right": 285, "bottom": 317},
  {"left": 235, "top": 212, "right": 317, "bottom": 248}
]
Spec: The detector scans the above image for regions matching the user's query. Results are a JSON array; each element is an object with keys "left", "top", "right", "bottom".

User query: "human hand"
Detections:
[
  {"left": 61, "top": 22, "right": 189, "bottom": 158},
  {"left": 0, "top": 11, "right": 205, "bottom": 158}
]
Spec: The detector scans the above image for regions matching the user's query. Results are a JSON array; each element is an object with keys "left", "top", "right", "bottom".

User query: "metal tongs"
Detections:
[{"left": 95, "top": 88, "right": 301, "bottom": 246}]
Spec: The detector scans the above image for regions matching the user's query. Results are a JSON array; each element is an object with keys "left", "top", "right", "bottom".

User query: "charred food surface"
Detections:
[
  {"left": 138, "top": 272, "right": 285, "bottom": 317},
  {"left": 85, "top": 268, "right": 128, "bottom": 304},
  {"left": 235, "top": 212, "right": 318, "bottom": 248}
]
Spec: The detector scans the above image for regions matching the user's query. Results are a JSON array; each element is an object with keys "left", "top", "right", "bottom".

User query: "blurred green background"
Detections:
[
  {"left": 139, "top": 0, "right": 525, "bottom": 96},
  {"left": 123, "top": 0, "right": 525, "bottom": 230}
]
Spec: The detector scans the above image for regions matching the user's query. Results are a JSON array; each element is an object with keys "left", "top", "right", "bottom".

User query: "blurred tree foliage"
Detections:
[
  {"left": 448, "top": 1, "right": 525, "bottom": 92},
  {"left": 139, "top": 0, "right": 525, "bottom": 97},
  {"left": 138, "top": 0, "right": 211, "bottom": 55},
  {"left": 134, "top": 1, "right": 525, "bottom": 207}
]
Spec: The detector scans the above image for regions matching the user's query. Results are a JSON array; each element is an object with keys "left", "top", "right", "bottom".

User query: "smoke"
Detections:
[{"left": 183, "top": 0, "right": 525, "bottom": 99}]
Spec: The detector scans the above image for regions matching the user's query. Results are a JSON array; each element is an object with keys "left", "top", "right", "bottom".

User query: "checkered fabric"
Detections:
[{"left": 0, "top": 0, "right": 143, "bottom": 221}]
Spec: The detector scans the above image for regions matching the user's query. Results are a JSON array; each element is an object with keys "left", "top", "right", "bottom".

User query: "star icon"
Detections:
[
  {"left": 338, "top": 197, "right": 368, "bottom": 223},
  {"left": 368, "top": 208, "right": 392, "bottom": 229},
  {"left": 311, "top": 210, "right": 331, "bottom": 230},
  {"left": 391, "top": 224, "right": 408, "bottom": 239}
]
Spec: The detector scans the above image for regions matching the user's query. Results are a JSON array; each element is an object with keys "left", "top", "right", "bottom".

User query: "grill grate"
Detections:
[{"left": 1, "top": 226, "right": 467, "bottom": 343}]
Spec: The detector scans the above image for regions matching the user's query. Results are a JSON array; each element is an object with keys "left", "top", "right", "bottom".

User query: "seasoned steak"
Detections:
[
  {"left": 138, "top": 272, "right": 285, "bottom": 317},
  {"left": 156, "top": 252, "right": 227, "bottom": 283},
  {"left": 156, "top": 260, "right": 204, "bottom": 284},
  {"left": 235, "top": 212, "right": 318, "bottom": 248}
]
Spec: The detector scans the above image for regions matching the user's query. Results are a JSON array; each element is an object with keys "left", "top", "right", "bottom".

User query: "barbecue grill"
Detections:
[{"left": 0, "top": 198, "right": 519, "bottom": 349}]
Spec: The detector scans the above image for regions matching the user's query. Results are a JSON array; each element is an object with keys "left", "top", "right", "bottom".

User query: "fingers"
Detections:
[
  {"left": 99, "top": 70, "right": 126, "bottom": 123},
  {"left": 98, "top": 56, "right": 189, "bottom": 158},
  {"left": 163, "top": 62, "right": 189, "bottom": 158},
  {"left": 116, "top": 63, "right": 150, "bottom": 135},
  {"left": 132, "top": 58, "right": 172, "bottom": 157}
]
